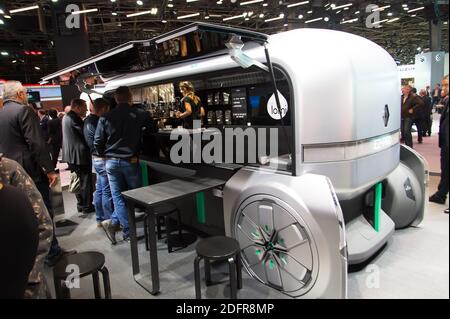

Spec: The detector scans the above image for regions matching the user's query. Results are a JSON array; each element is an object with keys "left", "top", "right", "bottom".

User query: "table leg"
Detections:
[
  {"left": 126, "top": 201, "right": 140, "bottom": 276},
  {"left": 146, "top": 207, "right": 160, "bottom": 295}
]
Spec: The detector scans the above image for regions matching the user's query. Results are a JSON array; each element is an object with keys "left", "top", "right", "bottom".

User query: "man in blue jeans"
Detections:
[
  {"left": 94, "top": 86, "right": 155, "bottom": 244},
  {"left": 83, "top": 98, "right": 113, "bottom": 226}
]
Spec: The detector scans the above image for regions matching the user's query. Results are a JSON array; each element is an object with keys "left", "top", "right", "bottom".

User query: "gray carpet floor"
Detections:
[{"left": 44, "top": 176, "right": 449, "bottom": 299}]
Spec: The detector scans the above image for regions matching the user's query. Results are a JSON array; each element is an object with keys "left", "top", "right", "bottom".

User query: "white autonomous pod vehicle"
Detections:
[{"left": 42, "top": 23, "right": 428, "bottom": 299}]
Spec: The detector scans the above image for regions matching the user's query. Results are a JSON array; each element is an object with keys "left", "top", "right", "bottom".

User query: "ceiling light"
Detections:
[
  {"left": 408, "top": 7, "right": 425, "bottom": 13},
  {"left": 259, "top": 13, "right": 264, "bottom": 18},
  {"left": 4, "top": 15, "right": 11, "bottom": 19},
  {"left": 263, "top": 3, "right": 268, "bottom": 6},
  {"left": 111, "top": 0, "right": 116, "bottom": 2},
  {"left": 372, "top": 5, "right": 390, "bottom": 12},
  {"left": 341, "top": 18, "right": 358, "bottom": 24},
  {"left": 137, "top": 0, "right": 143, "bottom": 5},
  {"left": 34, "top": 66, "right": 40, "bottom": 70},
  {"left": 223, "top": 13, "right": 245, "bottom": 21},
  {"left": 324, "top": 17, "right": 329, "bottom": 22},
  {"left": 332, "top": 3, "right": 352, "bottom": 10},
  {"left": 71, "top": 8, "right": 99, "bottom": 15},
  {"left": 168, "top": 3, "right": 174, "bottom": 7},
  {"left": 241, "top": 0, "right": 264, "bottom": 5},
  {"left": 305, "top": 17, "right": 323, "bottom": 23},
  {"left": 126, "top": 9, "right": 158, "bottom": 17},
  {"left": 12, "top": 60, "right": 17, "bottom": 63},
  {"left": 387, "top": 12, "right": 393, "bottom": 16},
  {"left": 0, "top": 19, "right": 3, "bottom": 25},
  {"left": 10, "top": 5, "right": 39, "bottom": 14},
  {"left": 354, "top": 11, "right": 360, "bottom": 14},
  {"left": 264, "top": 13, "right": 284, "bottom": 22},
  {"left": 0, "top": 9, "right": 3, "bottom": 14},
  {"left": 307, "top": 10, "right": 313, "bottom": 14},
  {"left": 177, "top": 12, "right": 200, "bottom": 19},
  {"left": 298, "top": 14, "right": 304, "bottom": 19},
  {"left": 1, "top": 51, "right": 8, "bottom": 56},
  {"left": 287, "top": 1, "right": 310, "bottom": 8},
  {"left": 112, "top": 12, "right": 118, "bottom": 16},
  {"left": 387, "top": 17, "right": 400, "bottom": 23}
]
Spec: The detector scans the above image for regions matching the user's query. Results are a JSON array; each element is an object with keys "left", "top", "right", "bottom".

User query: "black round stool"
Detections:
[
  {"left": 143, "top": 203, "right": 184, "bottom": 253},
  {"left": 53, "top": 252, "right": 111, "bottom": 299},
  {"left": 194, "top": 236, "right": 242, "bottom": 299}
]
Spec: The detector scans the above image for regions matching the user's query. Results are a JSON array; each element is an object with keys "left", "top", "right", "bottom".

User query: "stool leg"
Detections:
[
  {"left": 157, "top": 216, "right": 163, "bottom": 240},
  {"left": 92, "top": 271, "right": 102, "bottom": 299},
  {"left": 144, "top": 215, "right": 149, "bottom": 251},
  {"left": 236, "top": 253, "right": 243, "bottom": 290},
  {"left": 176, "top": 209, "right": 183, "bottom": 237},
  {"left": 194, "top": 256, "right": 203, "bottom": 299},
  {"left": 54, "top": 278, "right": 65, "bottom": 299},
  {"left": 205, "top": 258, "right": 212, "bottom": 286},
  {"left": 228, "top": 257, "right": 237, "bottom": 299},
  {"left": 166, "top": 215, "right": 173, "bottom": 253},
  {"left": 100, "top": 266, "right": 112, "bottom": 299}
]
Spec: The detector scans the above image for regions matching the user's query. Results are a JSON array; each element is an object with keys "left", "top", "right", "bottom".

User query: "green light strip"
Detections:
[{"left": 374, "top": 182, "right": 382, "bottom": 232}]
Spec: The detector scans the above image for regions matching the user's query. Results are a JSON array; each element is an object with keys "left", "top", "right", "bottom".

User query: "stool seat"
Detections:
[
  {"left": 54, "top": 252, "right": 105, "bottom": 279},
  {"left": 196, "top": 236, "right": 240, "bottom": 260}
]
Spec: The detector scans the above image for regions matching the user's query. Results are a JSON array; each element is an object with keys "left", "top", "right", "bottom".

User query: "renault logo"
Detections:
[{"left": 383, "top": 105, "right": 390, "bottom": 127}]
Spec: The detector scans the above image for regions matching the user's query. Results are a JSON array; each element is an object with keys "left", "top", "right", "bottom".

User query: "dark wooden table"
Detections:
[{"left": 122, "top": 176, "right": 226, "bottom": 295}]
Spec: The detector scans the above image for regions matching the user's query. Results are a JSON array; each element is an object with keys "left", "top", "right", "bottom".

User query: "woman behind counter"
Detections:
[{"left": 176, "top": 81, "right": 205, "bottom": 129}]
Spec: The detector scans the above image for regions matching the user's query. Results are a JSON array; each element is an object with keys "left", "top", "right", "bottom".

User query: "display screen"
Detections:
[
  {"left": 231, "top": 87, "right": 248, "bottom": 123},
  {"left": 27, "top": 91, "right": 41, "bottom": 103},
  {"left": 248, "top": 85, "right": 291, "bottom": 126},
  {"left": 223, "top": 92, "right": 230, "bottom": 105},
  {"left": 249, "top": 95, "right": 261, "bottom": 109}
]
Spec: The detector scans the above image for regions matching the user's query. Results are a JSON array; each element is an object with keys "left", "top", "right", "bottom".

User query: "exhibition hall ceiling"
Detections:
[{"left": 0, "top": 0, "right": 448, "bottom": 83}]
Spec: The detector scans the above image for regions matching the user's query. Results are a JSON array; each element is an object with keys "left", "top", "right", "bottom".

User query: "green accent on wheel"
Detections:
[
  {"left": 251, "top": 231, "right": 260, "bottom": 238},
  {"left": 255, "top": 249, "right": 262, "bottom": 256},
  {"left": 265, "top": 225, "right": 270, "bottom": 232},
  {"left": 278, "top": 238, "right": 285, "bottom": 245},
  {"left": 269, "top": 259, "right": 274, "bottom": 270},
  {"left": 374, "top": 183, "right": 382, "bottom": 232},
  {"left": 280, "top": 254, "right": 288, "bottom": 265},
  {"left": 196, "top": 192, "right": 206, "bottom": 224},
  {"left": 267, "top": 242, "right": 274, "bottom": 250},
  {"left": 140, "top": 162, "right": 149, "bottom": 187}
]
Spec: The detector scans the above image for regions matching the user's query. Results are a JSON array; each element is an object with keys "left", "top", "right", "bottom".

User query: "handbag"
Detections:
[{"left": 68, "top": 171, "right": 80, "bottom": 193}]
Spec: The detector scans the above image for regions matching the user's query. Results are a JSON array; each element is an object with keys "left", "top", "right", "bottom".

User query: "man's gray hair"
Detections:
[{"left": 2, "top": 81, "right": 25, "bottom": 101}]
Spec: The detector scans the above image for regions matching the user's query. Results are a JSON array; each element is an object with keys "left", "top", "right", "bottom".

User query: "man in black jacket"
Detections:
[
  {"left": 0, "top": 81, "right": 71, "bottom": 267},
  {"left": 62, "top": 99, "right": 94, "bottom": 214},
  {"left": 95, "top": 86, "right": 155, "bottom": 244},
  {"left": 47, "top": 109, "right": 62, "bottom": 168},
  {"left": 430, "top": 75, "right": 449, "bottom": 210},
  {"left": 419, "top": 89, "right": 433, "bottom": 137},
  {"left": 401, "top": 85, "right": 425, "bottom": 148}
]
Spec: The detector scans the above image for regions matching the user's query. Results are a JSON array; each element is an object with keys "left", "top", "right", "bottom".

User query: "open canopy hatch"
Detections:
[{"left": 41, "top": 22, "right": 269, "bottom": 86}]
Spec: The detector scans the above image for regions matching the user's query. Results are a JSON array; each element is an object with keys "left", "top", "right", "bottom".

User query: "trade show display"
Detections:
[{"left": 41, "top": 22, "right": 429, "bottom": 299}]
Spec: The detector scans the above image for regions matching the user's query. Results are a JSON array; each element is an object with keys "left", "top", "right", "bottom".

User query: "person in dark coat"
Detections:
[
  {"left": 0, "top": 80, "right": 71, "bottom": 267},
  {"left": 401, "top": 85, "right": 425, "bottom": 148},
  {"left": 419, "top": 89, "right": 433, "bottom": 137},
  {"left": 0, "top": 181, "right": 39, "bottom": 299},
  {"left": 47, "top": 109, "right": 63, "bottom": 168},
  {"left": 62, "top": 99, "right": 94, "bottom": 214},
  {"left": 430, "top": 75, "right": 449, "bottom": 210},
  {"left": 411, "top": 88, "right": 426, "bottom": 144}
]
